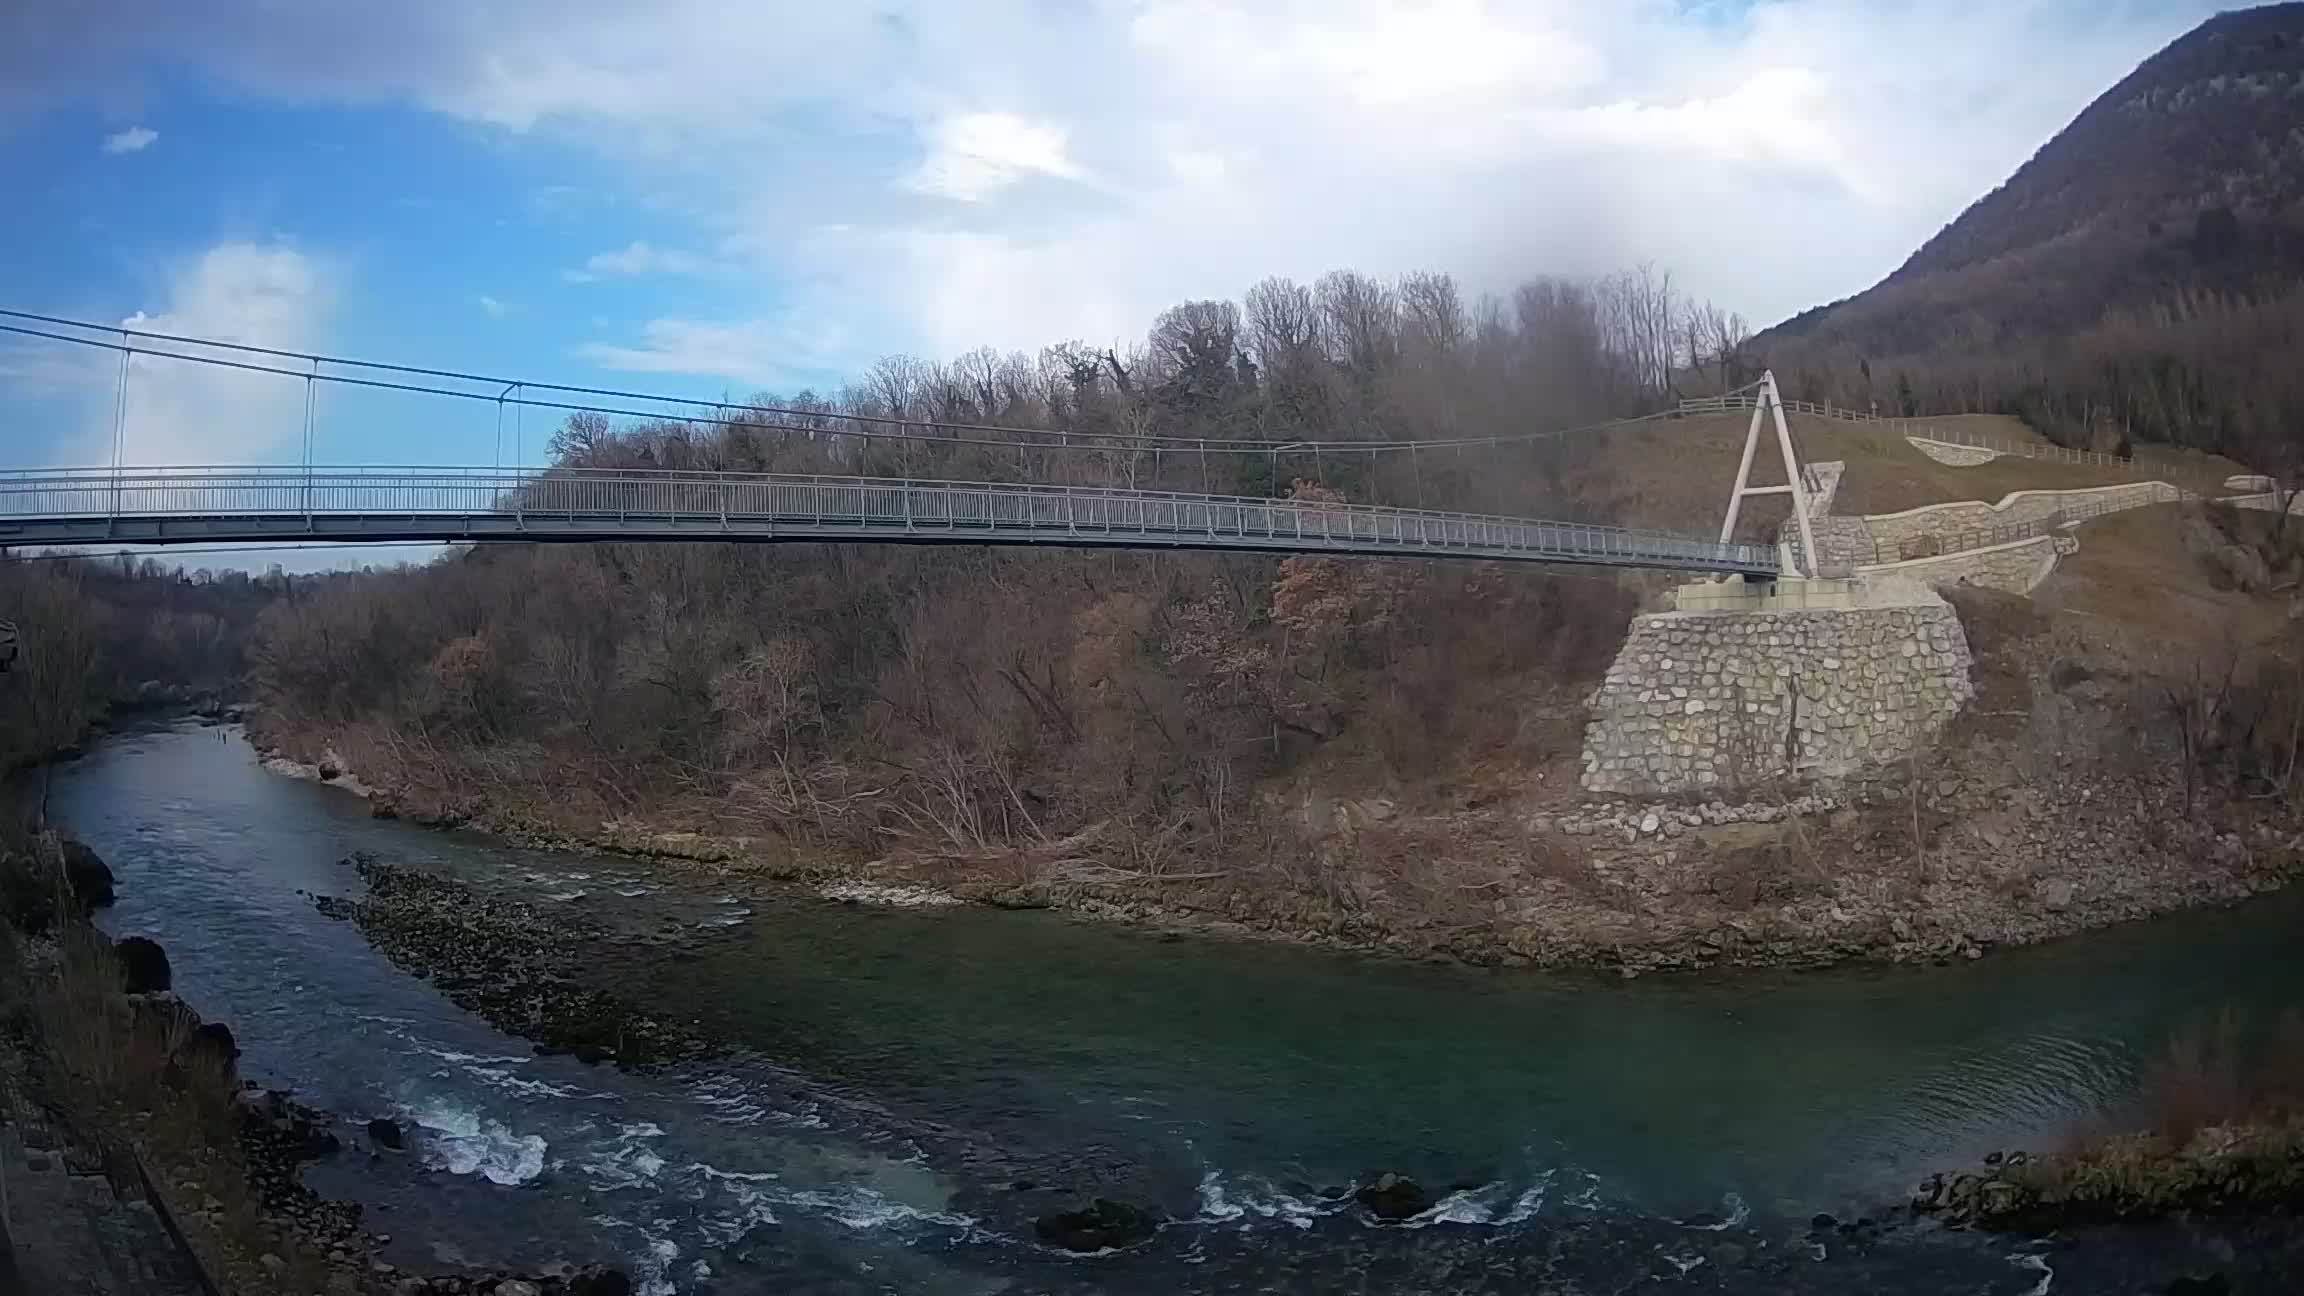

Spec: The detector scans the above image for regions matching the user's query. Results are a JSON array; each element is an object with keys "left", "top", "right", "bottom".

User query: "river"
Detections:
[{"left": 51, "top": 721, "right": 2304, "bottom": 1293}]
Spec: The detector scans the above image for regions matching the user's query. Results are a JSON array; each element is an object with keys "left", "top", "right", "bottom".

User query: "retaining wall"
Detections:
[
  {"left": 1908, "top": 437, "right": 2002, "bottom": 466},
  {"left": 1581, "top": 594, "right": 1975, "bottom": 795},
  {"left": 1863, "top": 482, "right": 2182, "bottom": 549},
  {"left": 1854, "top": 534, "right": 2065, "bottom": 596}
]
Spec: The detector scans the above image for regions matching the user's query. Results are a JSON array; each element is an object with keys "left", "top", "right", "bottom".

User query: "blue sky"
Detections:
[{"left": 0, "top": 0, "right": 2227, "bottom": 487}]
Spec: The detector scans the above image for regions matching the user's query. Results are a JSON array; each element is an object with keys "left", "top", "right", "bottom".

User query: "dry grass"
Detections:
[
  {"left": 0, "top": 847, "right": 341, "bottom": 1296},
  {"left": 2032, "top": 503, "right": 2292, "bottom": 652},
  {"left": 2017, "top": 1007, "right": 2304, "bottom": 1217},
  {"left": 2137, "top": 1008, "right": 2304, "bottom": 1143},
  {"left": 1567, "top": 411, "right": 2248, "bottom": 537}
]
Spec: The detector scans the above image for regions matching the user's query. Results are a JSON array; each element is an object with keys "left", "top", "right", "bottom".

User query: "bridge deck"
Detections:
[{"left": 0, "top": 467, "right": 1780, "bottom": 576}]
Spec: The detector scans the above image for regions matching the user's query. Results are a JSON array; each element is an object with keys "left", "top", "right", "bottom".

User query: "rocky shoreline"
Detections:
[
  {"left": 312, "top": 854, "right": 715, "bottom": 1072},
  {"left": 1913, "top": 1128, "right": 2304, "bottom": 1233},
  {"left": 241, "top": 715, "right": 2304, "bottom": 979},
  {"left": 1, "top": 830, "right": 637, "bottom": 1296}
]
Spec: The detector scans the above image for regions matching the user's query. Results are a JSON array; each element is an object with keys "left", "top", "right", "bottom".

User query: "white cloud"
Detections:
[
  {"left": 100, "top": 124, "right": 157, "bottom": 154},
  {"left": 577, "top": 315, "right": 854, "bottom": 388},
  {"left": 8, "top": 0, "right": 2228, "bottom": 366},
  {"left": 477, "top": 294, "right": 507, "bottom": 316},
  {"left": 565, "top": 240, "right": 718, "bottom": 281},
  {"left": 906, "top": 112, "right": 1085, "bottom": 202},
  {"left": 65, "top": 243, "right": 332, "bottom": 466}
]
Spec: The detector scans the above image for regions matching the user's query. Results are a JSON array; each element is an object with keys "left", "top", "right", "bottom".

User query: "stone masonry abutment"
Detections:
[{"left": 1580, "top": 584, "right": 1974, "bottom": 795}]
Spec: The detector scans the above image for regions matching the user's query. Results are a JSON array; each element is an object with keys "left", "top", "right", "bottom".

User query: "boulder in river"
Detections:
[
  {"left": 115, "top": 936, "right": 172, "bottom": 993},
  {"left": 1354, "top": 1172, "right": 1432, "bottom": 1222},
  {"left": 1033, "top": 1198, "right": 1158, "bottom": 1251},
  {"left": 366, "top": 1117, "right": 405, "bottom": 1151},
  {"left": 186, "top": 1021, "right": 240, "bottom": 1069},
  {"left": 60, "top": 837, "right": 115, "bottom": 909}
]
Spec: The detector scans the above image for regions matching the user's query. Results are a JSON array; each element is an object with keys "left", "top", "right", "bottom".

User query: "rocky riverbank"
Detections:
[
  {"left": 1, "top": 832, "right": 636, "bottom": 1296},
  {"left": 1914, "top": 1124, "right": 2304, "bottom": 1232},
  {"left": 312, "top": 855, "right": 715, "bottom": 1071},
  {"left": 246, "top": 703, "right": 2304, "bottom": 979}
]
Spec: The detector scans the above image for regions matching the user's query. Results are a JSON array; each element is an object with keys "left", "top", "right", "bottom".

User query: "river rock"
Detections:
[
  {"left": 1033, "top": 1198, "right": 1158, "bottom": 1251},
  {"left": 1977, "top": 1178, "right": 2029, "bottom": 1219},
  {"left": 186, "top": 1021, "right": 240, "bottom": 1069},
  {"left": 115, "top": 936, "right": 172, "bottom": 993},
  {"left": 60, "top": 837, "right": 115, "bottom": 909},
  {"left": 366, "top": 1118, "right": 405, "bottom": 1150},
  {"left": 1354, "top": 1172, "right": 1432, "bottom": 1221},
  {"left": 1910, "top": 1174, "right": 1944, "bottom": 1210}
]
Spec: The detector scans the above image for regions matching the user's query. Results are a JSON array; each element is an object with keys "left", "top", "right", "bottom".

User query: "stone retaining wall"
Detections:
[
  {"left": 1908, "top": 437, "right": 2002, "bottom": 466},
  {"left": 1779, "top": 461, "right": 1871, "bottom": 573},
  {"left": 2226, "top": 490, "right": 2301, "bottom": 515},
  {"left": 1803, "top": 461, "right": 1844, "bottom": 517},
  {"left": 1863, "top": 482, "right": 2181, "bottom": 549},
  {"left": 1855, "top": 535, "right": 2062, "bottom": 596},
  {"left": 1581, "top": 596, "right": 1974, "bottom": 795}
]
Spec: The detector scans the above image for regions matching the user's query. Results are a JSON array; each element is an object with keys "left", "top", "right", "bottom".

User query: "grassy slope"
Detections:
[
  {"left": 2034, "top": 502, "right": 2292, "bottom": 656},
  {"left": 1572, "top": 411, "right": 2249, "bottom": 538}
]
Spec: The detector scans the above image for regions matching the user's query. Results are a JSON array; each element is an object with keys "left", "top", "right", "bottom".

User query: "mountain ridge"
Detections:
[{"left": 1752, "top": 3, "right": 2304, "bottom": 459}]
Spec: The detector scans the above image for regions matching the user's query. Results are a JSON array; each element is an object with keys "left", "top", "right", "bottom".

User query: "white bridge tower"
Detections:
[{"left": 1716, "top": 370, "right": 1818, "bottom": 579}]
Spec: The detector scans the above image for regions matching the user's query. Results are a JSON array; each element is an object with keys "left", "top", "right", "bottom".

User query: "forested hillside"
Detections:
[
  {"left": 0, "top": 556, "right": 279, "bottom": 773},
  {"left": 246, "top": 266, "right": 1741, "bottom": 894},
  {"left": 1755, "top": 4, "right": 2304, "bottom": 470}
]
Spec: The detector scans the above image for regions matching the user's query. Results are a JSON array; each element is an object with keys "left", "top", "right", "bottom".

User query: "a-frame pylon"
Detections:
[{"left": 1716, "top": 370, "right": 1817, "bottom": 579}]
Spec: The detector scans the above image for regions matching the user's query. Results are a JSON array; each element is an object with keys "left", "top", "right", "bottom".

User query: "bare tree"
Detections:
[
  {"left": 1315, "top": 270, "right": 1398, "bottom": 392},
  {"left": 1398, "top": 271, "right": 1468, "bottom": 360},
  {"left": 1597, "top": 262, "right": 1681, "bottom": 404},
  {"left": 548, "top": 410, "right": 614, "bottom": 465}
]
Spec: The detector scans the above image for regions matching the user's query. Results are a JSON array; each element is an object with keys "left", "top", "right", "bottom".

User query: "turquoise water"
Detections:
[{"left": 54, "top": 722, "right": 2304, "bottom": 1293}]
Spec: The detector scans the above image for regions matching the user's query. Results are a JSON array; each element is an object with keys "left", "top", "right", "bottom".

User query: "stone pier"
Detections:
[{"left": 1580, "top": 579, "right": 1974, "bottom": 795}]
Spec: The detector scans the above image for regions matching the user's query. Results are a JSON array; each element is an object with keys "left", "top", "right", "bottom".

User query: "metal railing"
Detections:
[
  {"left": 0, "top": 465, "right": 1781, "bottom": 576},
  {"left": 1678, "top": 395, "right": 2152, "bottom": 472},
  {"left": 1902, "top": 424, "right": 2140, "bottom": 471},
  {"left": 1678, "top": 393, "right": 1894, "bottom": 423}
]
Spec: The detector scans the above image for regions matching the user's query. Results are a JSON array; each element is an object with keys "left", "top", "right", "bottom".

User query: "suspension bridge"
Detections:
[{"left": 0, "top": 311, "right": 1799, "bottom": 578}]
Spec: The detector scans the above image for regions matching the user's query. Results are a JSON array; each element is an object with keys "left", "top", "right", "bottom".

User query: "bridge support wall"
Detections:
[{"left": 1580, "top": 589, "right": 1973, "bottom": 795}]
